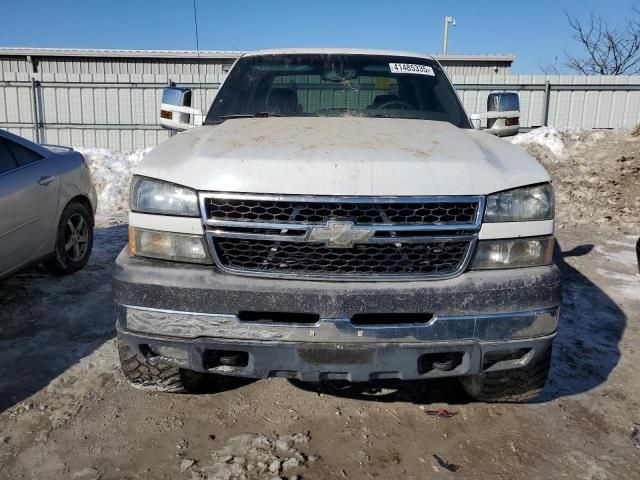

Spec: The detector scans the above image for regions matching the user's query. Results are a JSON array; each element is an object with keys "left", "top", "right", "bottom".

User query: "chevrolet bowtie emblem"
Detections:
[{"left": 307, "top": 221, "right": 375, "bottom": 248}]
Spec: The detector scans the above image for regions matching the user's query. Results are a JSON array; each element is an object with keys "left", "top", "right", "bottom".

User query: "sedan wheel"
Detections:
[
  {"left": 64, "top": 213, "right": 90, "bottom": 262},
  {"left": 44, "top": 202, "right": 94, "bottom": 274}
]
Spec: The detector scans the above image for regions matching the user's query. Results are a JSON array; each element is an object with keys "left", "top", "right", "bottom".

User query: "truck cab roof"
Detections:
[{"left": 242, "top": 48, "right": 435, "bottom": 61}]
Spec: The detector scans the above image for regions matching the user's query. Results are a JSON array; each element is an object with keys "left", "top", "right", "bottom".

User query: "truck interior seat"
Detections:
[
  {"left": 266, "top": 88, "right": 302, "bottom": 114},
  {"left": 368, "top": 94, "right": 401, "bottom": 109}
]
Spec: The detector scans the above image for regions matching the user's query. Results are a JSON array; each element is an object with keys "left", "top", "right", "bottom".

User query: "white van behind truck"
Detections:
[{"left": 114, "top": 49, "right": 560, "bottom": 402}]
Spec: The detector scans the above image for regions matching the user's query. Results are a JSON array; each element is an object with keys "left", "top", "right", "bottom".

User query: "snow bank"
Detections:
[
  {"left": 510, "top": 127, "right": 606, "bottom": 160},
  {"left": 74, "top": 147, "right": 151, "bottom": 220},
  {"left": 508, "top": 127, "right": 640, "bottom": 229},
  {"left": 511, "top": 127, "right": 569, "bottom": 157}
]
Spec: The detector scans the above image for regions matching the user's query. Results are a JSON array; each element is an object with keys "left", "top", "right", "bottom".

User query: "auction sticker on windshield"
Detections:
[{"left": 389, "top": 63, "right": 435, "bottom": 76}]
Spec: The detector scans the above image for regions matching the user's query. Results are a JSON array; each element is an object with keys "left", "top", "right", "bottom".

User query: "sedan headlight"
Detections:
[
  {"left": 485, "top": 184, "right": 554, "bottom": 222},
  {"left": 130, "top": 176, "right": 199, "bottom": 217},
  {"left": 470, "top": 236, "right": 554, "bottom": 270},
  {"left": 129, "top": 227, "right": 211, "bottom": 264}
]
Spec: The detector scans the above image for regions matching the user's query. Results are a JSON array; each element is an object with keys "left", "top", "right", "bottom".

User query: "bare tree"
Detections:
[
  {"left": 540, "top": 56, "right": 562, "bottom": 75},
  {"left": 561, "top": 8, "right": 640, "bottom": 75}
]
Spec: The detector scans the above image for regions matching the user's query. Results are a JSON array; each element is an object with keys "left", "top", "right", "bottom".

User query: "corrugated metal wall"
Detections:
[
  {"left": 5, "top": 56, "right": 235, "bottom": 75},
  {"left": 453, "top": 75, "right": 640, "bottom": 129},
  {"left": 440, "top": 63, "right": 512, "bottom": 76},
  {"left": 0, "top": 70, "right": 223, "bottom": 149},
  {"left": 0, "top": 51, "right": 237, "bottom": 148}
]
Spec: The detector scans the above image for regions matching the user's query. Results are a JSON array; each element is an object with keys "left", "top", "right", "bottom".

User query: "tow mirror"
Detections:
[
  {"left": 469, "top": 92, "right": 520, "bottom": 137},
  {"left": 159, "top": 86, "right": 203, "bottom": 131}
]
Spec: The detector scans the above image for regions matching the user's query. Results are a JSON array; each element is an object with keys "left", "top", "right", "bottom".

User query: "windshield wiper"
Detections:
[
  {"left": 219, "top": 112, "right": 281, "bottom": 120},
  {"left": 367, "top": 113, "right": 396, "bottom": 118},
  {"left": 367, "top": 113, "right": 428, "bottom": 120}
]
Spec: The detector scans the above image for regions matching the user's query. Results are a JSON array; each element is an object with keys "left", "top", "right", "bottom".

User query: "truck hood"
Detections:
[{"left": 136, "top": 117, "right": 549, "bottom": 196}]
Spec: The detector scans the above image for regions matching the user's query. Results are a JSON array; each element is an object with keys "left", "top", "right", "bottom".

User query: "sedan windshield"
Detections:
[{"left": 205, "top": 53, "right": 471, "bottom": 128}]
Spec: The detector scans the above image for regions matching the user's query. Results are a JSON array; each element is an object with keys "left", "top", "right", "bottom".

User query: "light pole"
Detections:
[{"left": 443, "top": 16, "right": 456, "bottom": 55}]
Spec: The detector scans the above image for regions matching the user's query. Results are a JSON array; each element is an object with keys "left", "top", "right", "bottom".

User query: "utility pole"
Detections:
[{"left": 443, "top": 16, "right": 456, "bottom": 55}]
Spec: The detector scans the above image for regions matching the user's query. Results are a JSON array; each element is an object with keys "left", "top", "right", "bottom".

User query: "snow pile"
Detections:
[
  {"left": 511, "top": 127, "right": 571, "bottom": 158},
  {"left": 510, "top": 127, "right": 606, "bottom": 161},
  {"left": 198, "top": 432, "right": 318, "bottom": 480},
  {"left": 508, "top": 127, "right": 640, "bottom": 230},
  {"left": 74, "top": 147, "right": 151, "bottom": 220}
]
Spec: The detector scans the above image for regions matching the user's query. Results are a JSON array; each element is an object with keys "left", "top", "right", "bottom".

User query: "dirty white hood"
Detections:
[{"left": 136, "top": 117, "right": 550, "bottom": 196}]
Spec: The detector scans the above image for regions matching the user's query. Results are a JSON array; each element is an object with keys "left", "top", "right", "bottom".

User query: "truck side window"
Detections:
[
  {"left": 5, "top": 139, "right": 44, "bottom": 166},
  {"left": 0, "top": 139, "right": 19, "bottom": 174}
]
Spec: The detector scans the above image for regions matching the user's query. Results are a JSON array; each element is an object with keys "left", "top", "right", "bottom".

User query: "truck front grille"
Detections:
[
  {"left": 205, "top": 198, "right": 478, "bottom": 225},
  {"left": 215, "top": 238, "right": 471, "bottom": 275},
  {"left": 200, "top": 193, "right": 484, "bottom": 280}
]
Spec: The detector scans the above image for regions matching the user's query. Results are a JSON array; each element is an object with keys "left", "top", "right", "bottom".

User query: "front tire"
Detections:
[
  {"left": 44, "top": 201, "right": 94, "bottom": 274},
  {"left": 117, "top": 336, "right": 207, "bottom": 393},
  {"left": 460, "top": 346, "right": 552, "bottom": 403}
]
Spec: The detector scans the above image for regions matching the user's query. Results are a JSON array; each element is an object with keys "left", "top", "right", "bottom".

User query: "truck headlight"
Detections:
[
  {"left": 484, "top": 184, "right": 554, "bottom": 222},
  {"left": 470, "top": 236, "right": 554, "bottom": 269},
  {"left": 129, "top": 227, "right": 212, "bottom": 264},
  {"left": 130, "top": 176, "right": 199, "bottom": 217}
]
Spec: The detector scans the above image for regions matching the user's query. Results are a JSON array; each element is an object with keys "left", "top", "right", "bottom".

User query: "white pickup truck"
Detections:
[{"left": 113, "top": 49, "right": 560, "bottom": 402}]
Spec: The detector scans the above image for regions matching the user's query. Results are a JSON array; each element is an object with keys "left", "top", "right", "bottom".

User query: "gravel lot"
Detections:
[{"left": 0, "top": 128, "right": 639, "bottom": 479}]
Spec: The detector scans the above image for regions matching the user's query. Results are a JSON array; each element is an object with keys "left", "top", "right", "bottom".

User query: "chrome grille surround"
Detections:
[{"left": 199, "top": 193, "right": 485, "bottom": 281}]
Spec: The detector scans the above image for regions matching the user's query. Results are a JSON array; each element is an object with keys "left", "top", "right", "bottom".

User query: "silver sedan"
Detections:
[{"left": 0, "top": 129, "right": 97, "bottom": 279}]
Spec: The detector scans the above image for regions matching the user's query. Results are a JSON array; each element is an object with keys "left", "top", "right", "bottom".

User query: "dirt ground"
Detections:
[{"left": 0, "top": 129, "right": 639, "bottom": 479}]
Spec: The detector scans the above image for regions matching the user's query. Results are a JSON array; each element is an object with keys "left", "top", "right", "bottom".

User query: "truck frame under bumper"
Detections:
[{"left": 114, "top": 249, "right": 561, "bottom": 382}]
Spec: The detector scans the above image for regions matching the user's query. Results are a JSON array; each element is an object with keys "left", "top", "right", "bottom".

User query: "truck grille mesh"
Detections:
[
  {"left": 214, "top": 239, "right": 470, "bottom": 275},
  {"left": 205, "top": 198, "right": 478, "bottom": 225},
  {"left": 203, "top": 194, "right": 482, "bottom": 279}
]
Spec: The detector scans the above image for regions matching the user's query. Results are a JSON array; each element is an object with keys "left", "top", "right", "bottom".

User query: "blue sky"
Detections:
[{"left": 0, "top": 0, "right": 636, "bottom": 73}]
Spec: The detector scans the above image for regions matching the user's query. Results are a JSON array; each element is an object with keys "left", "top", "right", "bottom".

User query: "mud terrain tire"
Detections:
[
  {"left": 117, "top": 336, "right": 205, "bottom": 392},
  {"left": 460, "top": 346, "right": 552, "bottom": 403}
]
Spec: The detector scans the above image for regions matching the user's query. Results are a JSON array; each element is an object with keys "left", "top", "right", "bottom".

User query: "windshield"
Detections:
[{"left": 205, "top": 53, "right": 472, "bottom": 128}]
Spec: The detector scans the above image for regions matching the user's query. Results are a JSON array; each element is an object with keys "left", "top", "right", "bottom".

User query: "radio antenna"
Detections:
[{"left": 192, "top": 0, "right": 204, "bottom": 114}]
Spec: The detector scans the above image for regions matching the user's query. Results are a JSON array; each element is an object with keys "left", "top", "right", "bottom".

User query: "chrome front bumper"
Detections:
[
  {"left": 117, "top": 304, "right": 559, "bottom": 343},
  {"left": 117, "top": 305, "right": 557, "bottom": 381}
]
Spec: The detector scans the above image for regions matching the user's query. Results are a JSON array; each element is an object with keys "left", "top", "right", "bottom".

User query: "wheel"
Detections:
[
  {"left": 44, "top": 201, "right": 94, "bottom": 274},
  {"left": 460, "top": 346, "right": 552, "bottom": 403},
  {"left": 117, "top": 336, "right": 207, "bottom": 393}
]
